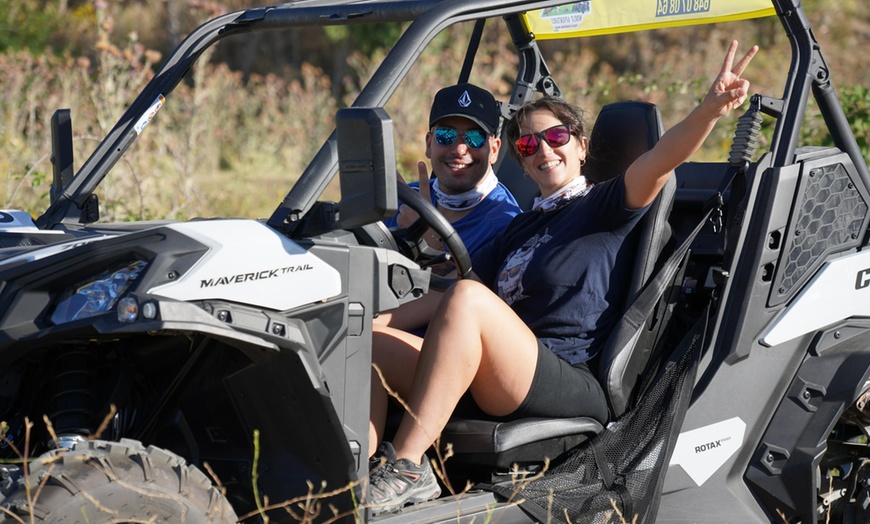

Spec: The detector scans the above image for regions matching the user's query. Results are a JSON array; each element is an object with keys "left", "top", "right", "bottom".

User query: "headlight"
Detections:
[{"left": 50, "top": 260, "right": 148, "bottom": 325}]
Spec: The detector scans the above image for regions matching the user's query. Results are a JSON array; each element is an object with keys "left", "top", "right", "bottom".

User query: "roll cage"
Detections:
[
  {"left": 3, "top": 0, "right": 869, "bottom": 522},
  {"left": 37, "top": 0, "right": 867, "bottom": 241}
]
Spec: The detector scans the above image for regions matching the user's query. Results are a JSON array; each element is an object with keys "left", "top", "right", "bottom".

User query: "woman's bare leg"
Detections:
[
  {"left": 391, "top": 279, "right": 540, "bottom": 464},
  {"left": 369, "top": 326, "right": 424, "bottom": 456},
  {"left": 373, "top": 290, "right": 443, "bottom": 331}
]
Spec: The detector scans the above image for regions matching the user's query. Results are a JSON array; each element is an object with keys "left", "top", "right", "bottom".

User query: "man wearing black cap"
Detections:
[
  {"left": 368, "top": 85, "right": 522, "bottom": 502},
  {"left": 384, "top": 83, "right": 521, "bottom": 256}
]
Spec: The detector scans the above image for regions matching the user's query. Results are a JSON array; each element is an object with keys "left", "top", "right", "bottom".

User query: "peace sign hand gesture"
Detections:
[
  {"left": 396, "top": 162, "right": 444, "bottom": 249},
  {"left": 702, "top": 40, "right": 759, "bottom": 117},
  {"left": 623, "top": 40, "right": 759, "bottom": 210},
  {"left": 396, "top": 161, "right": 431, "bottom": 229}
]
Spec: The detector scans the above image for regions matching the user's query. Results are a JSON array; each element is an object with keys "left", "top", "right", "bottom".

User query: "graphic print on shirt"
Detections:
[{"left": 497, "top": 229, "right": 553, "bottom": 305}]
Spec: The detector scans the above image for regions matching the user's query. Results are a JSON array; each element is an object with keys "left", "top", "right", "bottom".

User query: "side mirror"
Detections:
[
  {"left": 334, "top": 107, "right": 398, "bottom": 230},
  {"left": 50, "top": 109, "right": 74, "bottom": 204}
]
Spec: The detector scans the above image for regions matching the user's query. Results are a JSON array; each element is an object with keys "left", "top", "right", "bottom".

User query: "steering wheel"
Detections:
[{"left": 392, "top": 182, "right": 472, "bottom": 290}]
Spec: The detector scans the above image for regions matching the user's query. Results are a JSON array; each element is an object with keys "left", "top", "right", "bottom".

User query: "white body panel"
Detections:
[
  {"left": 0, "top": 210, "right": 65, "bottom": 234},
  {"left": 0, "top": 235, "right": 110, "bottom": 268},
  {"left": 762, "top": 250, "right": 870, "bottom": 346},
  {"left": 668, "top": 417, "right": 746, "bottom": 487},
  {"left": 149, "top": 220, "right": 342, "bottom": 311}
]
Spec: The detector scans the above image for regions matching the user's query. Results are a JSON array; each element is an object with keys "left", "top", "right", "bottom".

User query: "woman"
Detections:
[{"left": 366, "top": 41, "right": 758, "bottom": 515}]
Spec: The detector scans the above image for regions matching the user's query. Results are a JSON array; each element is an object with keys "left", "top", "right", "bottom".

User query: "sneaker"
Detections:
[
  {"left": 367, "top": 454, "right": 442, "bottom": 515},
  {"left": 369, "top": 441, "right": 397, "bottom": 472}
]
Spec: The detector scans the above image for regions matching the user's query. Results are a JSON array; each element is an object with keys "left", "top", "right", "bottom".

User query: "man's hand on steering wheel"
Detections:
[
  {"left": 391, "top": 162, "right": 473, "bottom": 289},
  {"left": 395, "top": 162, "right": 443, "bottom": 249}
]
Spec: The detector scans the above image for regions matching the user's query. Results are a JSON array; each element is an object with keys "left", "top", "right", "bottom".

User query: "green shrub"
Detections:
[
  {"left": 0, "top": 0, "right": 94, "bottom": 54},
  {"left": 805, "top": 86, "right": 870, "bottom": 163}
]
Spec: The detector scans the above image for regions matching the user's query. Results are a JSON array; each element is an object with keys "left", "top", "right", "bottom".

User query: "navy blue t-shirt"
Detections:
[{"left": 472, "top": 173, "right": 647, "bottom": 364}]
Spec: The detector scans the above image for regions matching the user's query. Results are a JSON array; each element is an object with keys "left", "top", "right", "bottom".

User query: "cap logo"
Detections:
[{"left": 458, "top": 90, "right": 472, "bottom": 108}]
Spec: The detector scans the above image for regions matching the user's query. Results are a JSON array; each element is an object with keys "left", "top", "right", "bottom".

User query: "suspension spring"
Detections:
[
  {"left": 46, "top": 347, "right": 98, "bottom": 440},
  {"left": 728, "top": 102, "right": 763, "bottom": 167}
]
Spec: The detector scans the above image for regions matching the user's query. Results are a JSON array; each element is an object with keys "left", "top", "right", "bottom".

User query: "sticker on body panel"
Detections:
[
  {"left": 656, "top": 0, "right": 711, "bottom": 18},
  {"left": 539, "top": 2, "right": 591, "bottom": 33},
  {"left": 134, "top": 95, "right": 165, "bottom": 135},
  {"left": 668, "top": 417, "right": 746, "bottom": 486},
  {"left": 148, "top": 220, "right": 342, "bottom": 311}
]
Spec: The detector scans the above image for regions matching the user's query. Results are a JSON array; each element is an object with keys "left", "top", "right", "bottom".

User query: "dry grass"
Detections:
[
  {"left": 1, "top": 410, "right": 553, "bottom": 523},
  {"left": 1, "top": 1, "right": 868, "bottom": 222},
  {"left": 0, "top": 2, "right": 341, "bottom": 222}
]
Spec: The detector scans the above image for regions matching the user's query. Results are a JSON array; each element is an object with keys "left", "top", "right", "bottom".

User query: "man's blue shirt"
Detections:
[{"left": 384, "top": 179, "right": 521, "bottom": 255}]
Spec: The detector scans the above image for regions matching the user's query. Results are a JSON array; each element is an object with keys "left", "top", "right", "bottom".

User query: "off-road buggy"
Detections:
[{"left": 1, "top": 0, "right": 869, "bottom": 522}]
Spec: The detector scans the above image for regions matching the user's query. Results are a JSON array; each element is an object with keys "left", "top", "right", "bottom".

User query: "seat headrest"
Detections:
[{"left": 584, "top": 101, "right": 665, "bottom": 184}]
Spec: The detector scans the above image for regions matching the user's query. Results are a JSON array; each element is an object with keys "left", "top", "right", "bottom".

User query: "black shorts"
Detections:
[{"left": 454, "top": 340, "right": 609, "bottom": 424}]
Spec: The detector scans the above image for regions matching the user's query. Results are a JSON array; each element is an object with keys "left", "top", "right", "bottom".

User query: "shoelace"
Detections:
[{"left": 369, "top": 461, "right": 395, "bottom": 483}]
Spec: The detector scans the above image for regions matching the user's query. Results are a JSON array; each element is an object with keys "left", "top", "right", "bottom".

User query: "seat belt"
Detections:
[{"left": 619, "top": 99, "right": 763, "bottom": 344}]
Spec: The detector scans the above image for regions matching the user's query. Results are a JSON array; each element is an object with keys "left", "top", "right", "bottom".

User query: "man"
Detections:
[
  {"left": 370, "top": 84, "right": 521, "bottom": 456},
  {"left": 384, "top": 83, "right": 520, "bottom": 256}
]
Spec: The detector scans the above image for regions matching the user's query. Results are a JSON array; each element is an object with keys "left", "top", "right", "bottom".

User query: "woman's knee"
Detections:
[{"left": 441, "top": 279, "right": 493, "bottom": 316}]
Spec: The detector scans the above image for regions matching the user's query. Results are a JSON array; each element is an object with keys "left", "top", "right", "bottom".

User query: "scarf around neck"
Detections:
[
  {"left": 431, "top": 168, "right": 499, "bottom": 211},
  {"left": 532, "top": 176, "right": 591, "bottom": 213}
]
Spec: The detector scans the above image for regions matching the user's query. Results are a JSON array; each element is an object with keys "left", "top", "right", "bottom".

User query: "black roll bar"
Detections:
[
  {"left": 36, "top": 0, "right": 869, "bottom": 236},
  {"left": 268, "top": 0, "right": 576, "bottom": 234},
  {"left": 771, "top": 0, "right": 870, "bottom": 191}
]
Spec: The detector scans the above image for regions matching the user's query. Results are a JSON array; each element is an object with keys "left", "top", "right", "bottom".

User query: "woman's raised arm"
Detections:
[{"left": 623, "top": 40, "right": 758, "bottom": 210}]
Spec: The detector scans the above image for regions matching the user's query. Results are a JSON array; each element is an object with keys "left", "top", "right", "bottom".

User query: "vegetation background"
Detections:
[{"left": 1, "top": 0, "right": 868, "bottom": 222}]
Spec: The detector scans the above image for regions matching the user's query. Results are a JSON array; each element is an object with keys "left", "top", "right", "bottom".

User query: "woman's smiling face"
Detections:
[{"left": 517, "top": 109, "right": 587, "bottom": 198}]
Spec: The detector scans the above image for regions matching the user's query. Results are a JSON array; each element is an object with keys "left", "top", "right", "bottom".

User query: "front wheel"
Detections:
[{"left": 1, "top": 438, "right": 237, "bottom": 523}]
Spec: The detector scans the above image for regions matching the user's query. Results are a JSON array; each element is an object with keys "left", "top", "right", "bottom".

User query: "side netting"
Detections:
[{"left": 489, "top": 317, "right": 704, "bottom": 524}]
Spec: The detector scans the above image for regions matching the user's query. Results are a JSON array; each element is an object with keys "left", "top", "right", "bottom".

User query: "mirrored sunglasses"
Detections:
[
  {"left": 433, "top": 126, "right": 489, "bottom": 149},
  {"left": 515, "top": 124, "right": 573, "bottom": 157}
]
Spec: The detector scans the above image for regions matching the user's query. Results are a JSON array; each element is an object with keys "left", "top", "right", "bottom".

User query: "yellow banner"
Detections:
[{"left": 523, "top": 0, "right": 775, "bottom": 39}]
